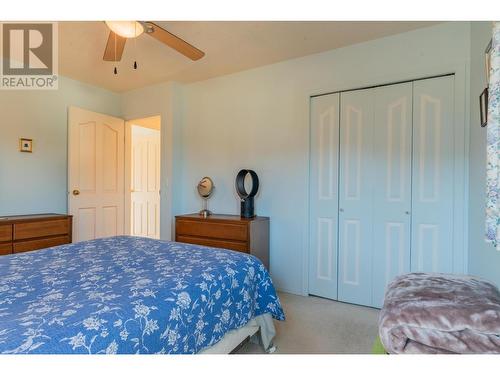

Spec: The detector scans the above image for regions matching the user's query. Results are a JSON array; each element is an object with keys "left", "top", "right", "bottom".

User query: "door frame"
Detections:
[
  {"left": 303, "top": 63, "right": 469, "bottom": 296},
  {"left": 124, "top": 116, "right": 162, "bottom": 236}
]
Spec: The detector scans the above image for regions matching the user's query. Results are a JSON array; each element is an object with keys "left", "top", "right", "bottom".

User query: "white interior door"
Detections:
[
  {"left": 309, "top": 93, "right": 340, "bottom": 300},
  {"left": 411, "top": 76, "right": 455, "bottom": 273},
  {"left": 68, "top": 106, "right": 125, "bottom": 242},
  {"left": 130, "top": 126, "right": 161, "bottom": 239},
  {"left": 338, "top": 88, "right": 374, "bottom": 306},
  {"left": 371, "top": 83, "right": 412, "bottom": 307}
]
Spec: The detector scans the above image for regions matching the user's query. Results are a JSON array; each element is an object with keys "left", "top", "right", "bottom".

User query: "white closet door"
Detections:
[
  {"left": 309, "top": 93, "right": 340, "bottom": 299},
  {"left": 338, "top": 89, "right": 374, "bottom": 306},
  {"left": 411, "top": 76, "right": 455, "bottom": 273},
  {"left": 371, "top": 83, "right": 412, "bottom": 307}
]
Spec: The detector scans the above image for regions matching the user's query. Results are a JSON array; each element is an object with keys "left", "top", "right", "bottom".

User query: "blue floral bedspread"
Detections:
[{"left": 0, "top": 236, "right": 284, "bottom": 354}]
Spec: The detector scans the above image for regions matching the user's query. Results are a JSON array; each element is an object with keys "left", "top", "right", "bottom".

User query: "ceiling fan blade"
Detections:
[
  {"left": 145, "top": 22, "right": 205, "bottom": 61},
  {"left": 103, "top": 31, "right": 127, "bottom": 61}
]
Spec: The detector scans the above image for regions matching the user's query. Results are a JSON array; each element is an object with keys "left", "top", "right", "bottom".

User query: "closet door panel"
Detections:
[
  {"left": 411, "top": 76, "right": 454, "bottom": 273},
  {"left": 338, "top": 89, "right": 374, "bottom": 306},
  {"left": 309, "top": 93, "right": 340, "bottom": 300},
  {"left": 371, "top": 83, "right": 412, "bottom": 308}
]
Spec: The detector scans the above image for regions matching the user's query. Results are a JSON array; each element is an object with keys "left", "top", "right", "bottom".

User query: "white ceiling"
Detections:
[{"left": 58, "top": 21, "right": 440, "bottom": 92}]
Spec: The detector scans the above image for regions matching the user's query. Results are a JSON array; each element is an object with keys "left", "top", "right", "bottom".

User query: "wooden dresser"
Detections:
[
  {"left": 0, "top": 214, "right": 73, "bottom": 256},
  {"left": 175, "top": 214, "right": 270, "bottom": 269}
]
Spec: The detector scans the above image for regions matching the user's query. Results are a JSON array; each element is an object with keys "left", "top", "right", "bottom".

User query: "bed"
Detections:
[{"left": 0, "top": 236, "right": 285, "bottom": 354}]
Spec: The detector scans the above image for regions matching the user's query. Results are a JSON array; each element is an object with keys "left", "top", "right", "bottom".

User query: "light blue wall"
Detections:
[
  {"left": 2, "top": 22, "right": 496, "bottom": 294},
  {"left": 0, "top": 75, "right": 122, "bottom": 216},
  {"left": 178, "top": 22, "right": 472, "bottom": 294},
  {"left": 468, "top": 22, "right": 500, "bottom": 287}
]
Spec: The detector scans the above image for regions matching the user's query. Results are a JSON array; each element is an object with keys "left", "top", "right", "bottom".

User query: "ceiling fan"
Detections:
[{"left": 103, "top": 21, "right": 205, "bottom": 62}]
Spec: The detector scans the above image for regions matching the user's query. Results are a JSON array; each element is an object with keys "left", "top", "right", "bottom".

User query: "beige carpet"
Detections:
[{"left": 236, "top": 292, "right": 380, "bottom": 354}]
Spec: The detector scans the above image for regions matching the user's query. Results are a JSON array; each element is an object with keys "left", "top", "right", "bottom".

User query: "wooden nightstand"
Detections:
[{"left": 175, "top": 214, "right": 269, "bottom": 269}]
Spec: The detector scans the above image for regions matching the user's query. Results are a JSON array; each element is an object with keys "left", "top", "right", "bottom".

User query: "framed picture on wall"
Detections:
[
  {"left": 480, "top": 87, "right": 488, "bottom": 127},
  {"left": 19, "top": 138, "right": 33, "bottom": 153},
  {"left": 485, "top": 39, "right": 492, "bottom": 84}
]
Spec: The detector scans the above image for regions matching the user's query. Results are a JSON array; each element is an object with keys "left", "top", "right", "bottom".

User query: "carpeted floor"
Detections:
[{"left": 236, "top": 292, "right": 380, "bottom": 354}]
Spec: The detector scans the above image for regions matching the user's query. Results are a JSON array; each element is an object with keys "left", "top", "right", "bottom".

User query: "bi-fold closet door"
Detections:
[
  {"left": 338, "top": 83, "right": 412, "bottom": 307},
  {"left": 309, "top": 93, "right": 340, "bottom": 300},
  {"left": 309, "top": 76, "right": 455, "bottom": 308}
]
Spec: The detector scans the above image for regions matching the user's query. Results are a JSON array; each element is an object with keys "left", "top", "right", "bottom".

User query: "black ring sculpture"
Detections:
[{"left": 236, "top": 169, "right": 259, "bottom": 218}]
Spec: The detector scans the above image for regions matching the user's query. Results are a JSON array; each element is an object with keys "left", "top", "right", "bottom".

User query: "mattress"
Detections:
[{"left": 0, "top": 236, "right": 285, "bottom": 354}]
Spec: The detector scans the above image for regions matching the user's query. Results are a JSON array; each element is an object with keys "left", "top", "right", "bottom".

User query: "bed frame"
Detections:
[{"left": 199, "top": 313, "right": 276, "bottom": 354}]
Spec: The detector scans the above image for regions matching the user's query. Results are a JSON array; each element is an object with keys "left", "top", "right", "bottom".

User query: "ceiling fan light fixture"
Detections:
[{"left": 105, "top": 21, "right": 144, "bottom": 38}]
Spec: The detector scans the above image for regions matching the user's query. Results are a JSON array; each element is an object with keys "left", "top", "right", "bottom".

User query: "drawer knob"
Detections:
[{"left": 72, "top": 189, "right": 80, "bottom": 196}]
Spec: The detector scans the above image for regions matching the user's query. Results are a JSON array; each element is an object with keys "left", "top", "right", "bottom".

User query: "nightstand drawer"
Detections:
[
  {"left": 0, "top": 243, "right": 12, "bottom": 255},
  {"left": 177, "top": 235, "right": 249, "bottom": 253},
  {"left": 175, "top": 214, "right": 269, "bottom": 269},
  {"left": 0, "top": 214, "right": 72, "bottom": 257},
  {"left": 13, "top": 235, "right": 70, "bottom": 254},
  {"left": 176, "top": 220, "right": 248, "bottom": 241},
  {"left": 14, "top": 219, "right": 70, "bottom": 240},
  {"left": 0, "top": 225, "right": 12, "bottom": 242}
]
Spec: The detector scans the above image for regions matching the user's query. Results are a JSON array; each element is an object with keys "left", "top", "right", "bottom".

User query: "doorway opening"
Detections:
[{"left": 125, "top": 115, "right": 161, "bottom": 239}]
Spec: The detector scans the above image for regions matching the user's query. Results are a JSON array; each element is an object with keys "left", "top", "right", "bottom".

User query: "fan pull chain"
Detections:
[
  {"left": 113, "top": 32, "right": 118, "bottom": 75},
  {"left": 133, "top": 22, "right": 138, "bottom": 70}
]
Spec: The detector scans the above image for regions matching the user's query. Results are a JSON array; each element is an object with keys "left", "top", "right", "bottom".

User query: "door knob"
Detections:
[
  {"left": 339, "top": 208, "right": 344, "bottom": 212},
  {"left": 72, "top": 190, "right": 80, "bottom": 196}
]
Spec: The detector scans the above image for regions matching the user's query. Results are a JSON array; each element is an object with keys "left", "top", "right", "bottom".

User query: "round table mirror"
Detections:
[{"left": 197, "top": 177, "right": 214, "bottom": 217}]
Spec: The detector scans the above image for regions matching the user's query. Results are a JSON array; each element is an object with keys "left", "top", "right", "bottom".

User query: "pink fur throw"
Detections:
[{"left": 379, "top": 273, "right": 500, "bottom": 354}]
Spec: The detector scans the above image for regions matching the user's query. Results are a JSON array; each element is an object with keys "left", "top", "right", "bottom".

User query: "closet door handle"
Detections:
[
  {"left": 405, "top": 211, "right": 410, "bottom": 215},
  {"left": 339, "top": 208, "right": 344, "bottom": 213}
]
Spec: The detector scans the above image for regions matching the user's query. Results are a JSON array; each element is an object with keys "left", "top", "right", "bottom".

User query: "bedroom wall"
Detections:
[
  {"left": 0, "top": 75, "right": 122, "bottom": 216},
  {"left": 468, "top": 22, "right": 500, "bottom": 287},
  {"left": 177, "top": 22, "right": 472, "bottom": 295}
]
